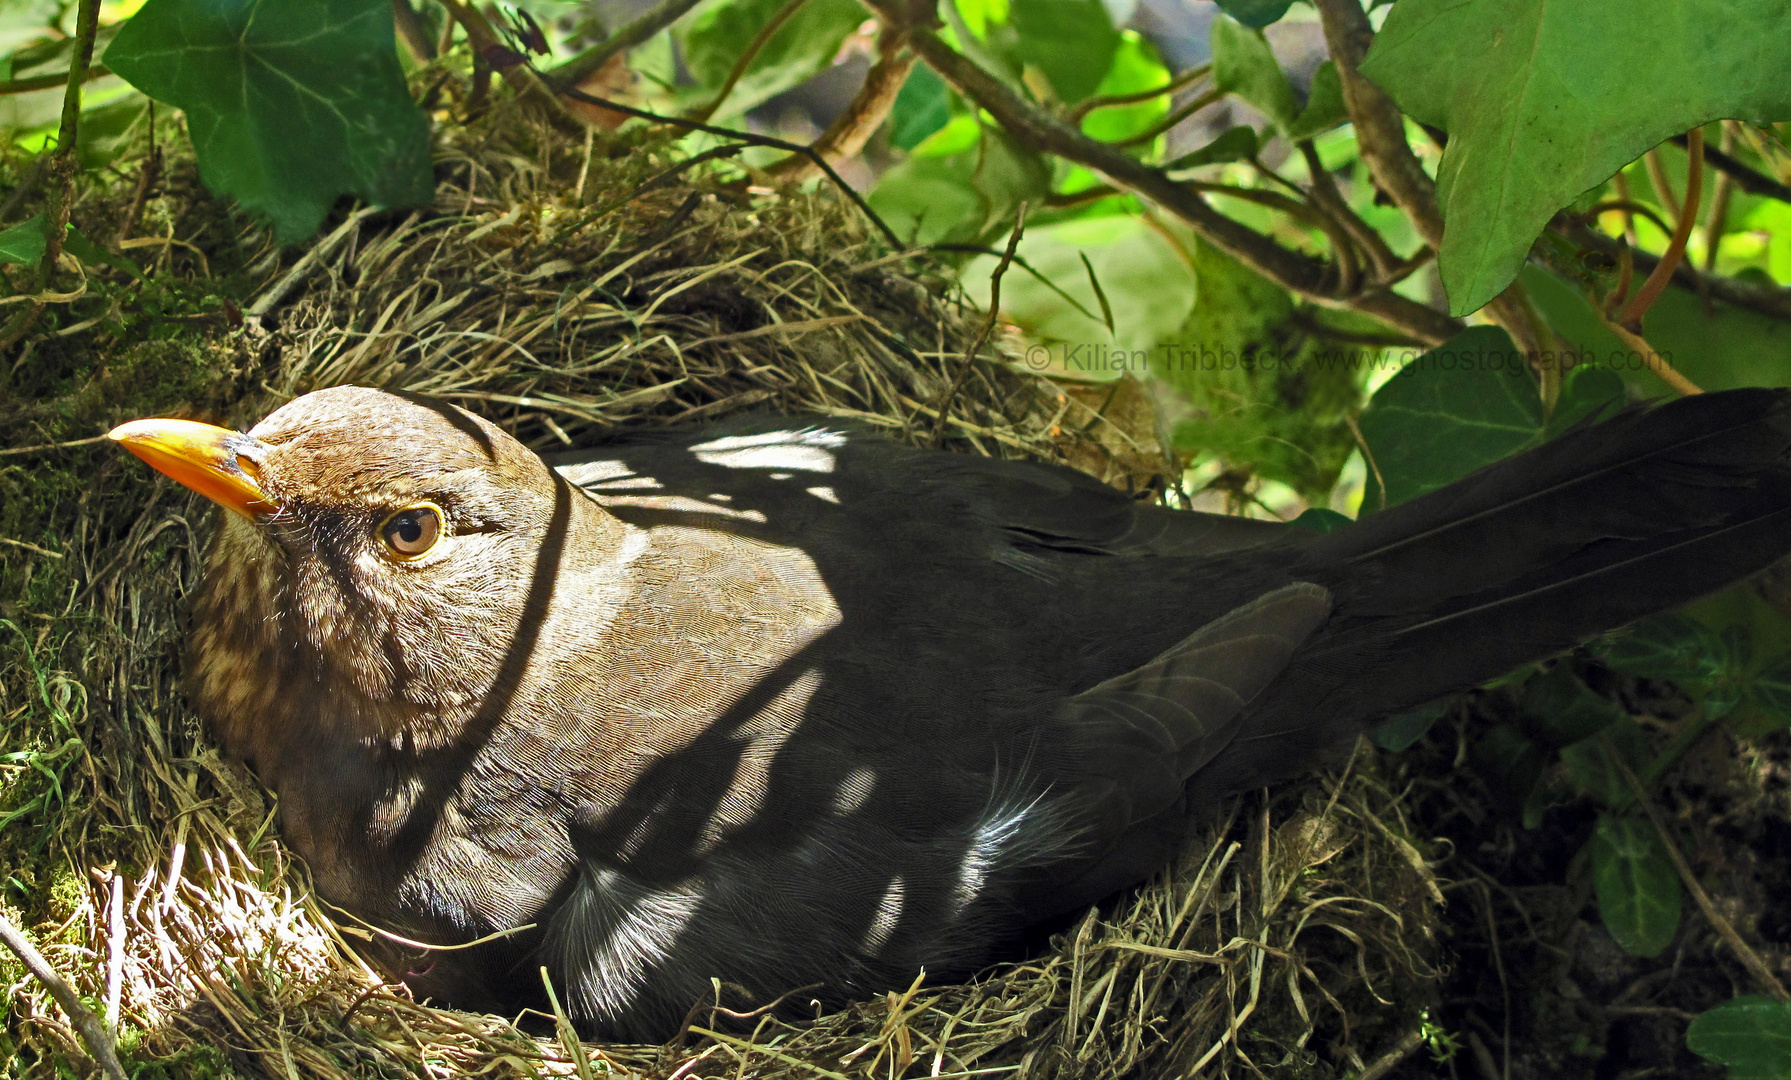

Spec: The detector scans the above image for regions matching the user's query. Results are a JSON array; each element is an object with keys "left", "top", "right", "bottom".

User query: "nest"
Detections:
[{"left": 0, "top": 106, "right": 1441, "bottom": 1079}]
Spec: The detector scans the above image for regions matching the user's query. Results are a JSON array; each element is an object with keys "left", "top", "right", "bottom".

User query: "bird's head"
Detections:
[{"left": 111, "top": 386, "right": 585, "bottom": 750}]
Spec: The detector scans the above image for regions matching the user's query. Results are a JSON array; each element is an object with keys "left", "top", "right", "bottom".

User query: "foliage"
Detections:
[{"left": 5, "top": 0, "right": 1791, "bottom": 1073}]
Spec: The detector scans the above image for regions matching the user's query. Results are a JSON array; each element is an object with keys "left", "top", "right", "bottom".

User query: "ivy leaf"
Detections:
[
  {"left": 1210, "top": 13, "right": 1295, "bottom": 129},
  {"left": 105, "top": 0, "right": 433, "bottom": 244},
  {"left": 1284, "top": 61, "right": 1347, "bottom": 143},
  {"left": 1213, "top": 0, "right": 1294, "bottom": 30},
  {"left": 1371, "top": 699, "right": 1445, "bottom": 752},
  {"left": 0, "top": 215, "right": 138, "bottom": 277},
  {"left": 0, "top": 214, "right": 49, "bottom": 264},
  {"left": 890, "top": 65, "right": 952, "bottom": 151},
  {"left": 1008, "top": 0, "right": 1121, "bottom": 104},
  {"left": 681, "top": 0, "right": 867, "bottom": 119},
  {"left": 1589, "top": 813, "right": 1682, "bottom": 958},
  {"left": 1599, "top": 612, "right": 1726, "bottom": 685},
  {"left": 1164, "top": 125, "right": 1258, "bottom": 170},
  {"left": 1158, "top": 241, "right": 1365, "bottom": 501},
  {"left": 1361, "top": 0, "right": 1791, "bottom": 316},
  {"left": 1687, "top": 995, "right": 1791, "bottom": 1080},
  {"left": 1358, "top": 326, "right": 1539, "bottom": 508},
  {"left": 1746, "top": 656, "right": 1791, "bottom": 732}
]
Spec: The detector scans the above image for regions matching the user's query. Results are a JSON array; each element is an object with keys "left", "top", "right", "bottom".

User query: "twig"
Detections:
[
  {"left": 769, "top": 26, "right": 915, "bottom": 183},
  {"left": 1583, "top": 200, "right": 1674, "bottom": 239},
  {"left": 391, "top": 0, "right": 436, "bottom": 63},
  {"left": 860, "top": 0, "right": 1464, "bottom": 345},
  {"left": 1300, "top": 141, "right": 1398, "bottom": 278},
  {"left": 1605, "top": 736, "right": 1789, "bottom": 1002},
  {"left": 105, "top": 872, "right": 124, "bottom": 1030},
  {"left": 1559, "top": 220, "right": 1791, "bottom": 323},
  {"left": 1594, "top": 308, "right": 1702, "bottom": 396},
  {"left": 0, "top": 910, "right": 130, "bottom": 1080},
  {"left": 0, "top": 433, "right": 109, "bottom": 456},
  {"left": 1673, "top": 128, "right": 1791, "bottom": 204},
  {"left": 1069, "top": 62, "right": 1210, "bottom": 122},
  {"left": 0, "top": 536, "right": 64, "bottom": 558},
  {"left": 542, "top": 0, "right": 705, "bottom": 93},
  {"left": 1356, "top": 1028, "right": 1424, "bottom": 1080},
  {"left": 1618, "top": 128, "right": 1703, "bottom": 327},
  {"left": 0, "top": 0, "right": 101, "bottom": 356},
  {"left": 688, "top": 0, "right": 815, "bottom": 123},
  {"left": 1644, "top": 148, "right": 1680, "bottom": 219},
  {"left": 116, "top": 104, "right": 160, "bottom": 245},
  {"left": 557, "top": 86, "right": 904, "bottom": 249},
  {"left": 1702, "top": 124, "right": 1736, "bottom": 272},
  {"left": 0, "top": 65, "right": 110, "bottom": 96},
  {"left": 933, "top": 202, "right": 1026, "bottom": 445},
  {"left": 1112, "top": 86, "right": 1222, "bottom": 148}
]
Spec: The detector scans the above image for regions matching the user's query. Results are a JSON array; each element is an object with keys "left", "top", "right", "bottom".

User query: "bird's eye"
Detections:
[{"left": 378, "top": 503, "right": 442, "bottom": 559}]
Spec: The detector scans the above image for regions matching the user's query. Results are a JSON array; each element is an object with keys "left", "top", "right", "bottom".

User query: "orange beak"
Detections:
[{"left": 108, "top": 418, "right": 277, "bottom": 521}]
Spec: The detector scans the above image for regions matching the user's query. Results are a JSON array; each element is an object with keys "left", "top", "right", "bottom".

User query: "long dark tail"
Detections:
[{"left": 1204, "top": 387, "right": 1791, "bottom": 796}]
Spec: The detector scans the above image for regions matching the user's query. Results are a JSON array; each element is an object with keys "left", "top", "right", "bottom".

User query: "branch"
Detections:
[
  {"left": 1673, "top": 130, "right": 1791, "bottom": 205},
  {"left": 391, "top": 0, "right": 436, "bottom": 63},
  {"left": 558, "top": 87, "right": 904, "bottom": 249},
  {"left": 935, "top": 202, "right": 1025, "bottom": 443},
  {"left": 1559, "top": 220, "right": 1791, "bottom": 323},
  {"left": 0, "top": 0, "right": 101, "bottom": 357},
  {"left": 1311, "top": 0, "right": 1441, "bottom": 245},
  {"left": 541, "top": 0, "right": 705, "bottom": 93},
  {"left": 769, "top": 28, "right": 915, "bottom": 183},
  {"left": 1312, "top": 0, "right": 1549, "bottom": 393},
  {"left": 0, "top": 64, "right": 110, "bottom": 97},
  {"left": 860, "top": 0, "right": 1463, "bottom": 345},
  {"left": 1618, "top": 128, "right": 1702, "bottom": 327},
  {"left": 688, "top": 0, "right": 814, "bottom": 123},
  {"left": 0, "top": 911, "right": 129, "bottom": 1080}
]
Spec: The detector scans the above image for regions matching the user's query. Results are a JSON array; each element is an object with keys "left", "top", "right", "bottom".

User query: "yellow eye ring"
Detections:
[{"left": 377, "top": 502, "right": 443, "bottom": 560}]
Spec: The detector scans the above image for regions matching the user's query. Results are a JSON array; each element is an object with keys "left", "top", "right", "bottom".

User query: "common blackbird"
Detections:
[{"left": 111, "top": 384, "right": 1791, "bottom": 1039}]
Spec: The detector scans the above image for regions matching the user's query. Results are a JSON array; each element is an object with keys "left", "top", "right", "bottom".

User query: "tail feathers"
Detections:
[
  {"left": 1304, "top": 387, "right": 1791, "bottom": 619},
  {"left": 1191, "top": 388, "right": 1791, "bottom": 800}
]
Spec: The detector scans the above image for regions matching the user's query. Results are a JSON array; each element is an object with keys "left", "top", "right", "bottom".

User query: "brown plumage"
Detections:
[{"left": 111, "top": 384, "right": 1791, "bottom": 1039}]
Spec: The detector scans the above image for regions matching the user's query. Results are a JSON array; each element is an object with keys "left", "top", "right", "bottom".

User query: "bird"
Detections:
[{"left": 109, "top": 383, "right": 1791, "bottom": 1040}]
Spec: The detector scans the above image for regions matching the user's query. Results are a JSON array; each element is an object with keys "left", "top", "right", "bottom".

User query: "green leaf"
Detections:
[
  {"left": 890, "top": 65, "right": 952, "bottom": 151},
  {"left": 1687, "top": 995, "right": 1791, "bottom": 1080},
  {"left": 75, "top": 93, "right": 151, "bottom": 169},
  {"left": 868, "top": 129, "right": 1051, "bottom": 247},
  {"left": 1008, "top": 0, "right": 1121, "bottom": 104},
  {"left": 1746, "top": 656, "right": 1791, "bottom": 731},
  {"left": 1158, "top": 241, "right": 1367, "bottom": 501},
  {"left": 0, "top": 214, "right": 49, "bottom": 265},
  {"left": 1358, "top": 326, "right": 1540, "bottom": 508},
  {"left": 1589, "top": 813, "right": 1682, "bottom": 958},
  {"left": 105, "top": 0, "right": 433, "bottom": 245},
  {"left": 962, "top": 214, "right": 1194, "bottom": 354},
  {"left": 62, "top": 227, "right": 142, "bottom": 278},
  {"left": 1284, "top": 61, "right": 1347, "bottom": 143},
  {"left": 1599, "top": 612, "right": 1726, "bottom": 684},
  {"left": 1558, "top": 720, "right": 1647, "bottom": 808},
  {"left": 1210, "top": 14, "right": 1296, "bottom": 128},
  {"left": 1362, "top": 0, "right": 1791, "bottom": 316},
  {"left": 0, "top": 215, "right": 141, "bottom": 277},
  {"left": 1473, "top": 723, "right": 1547, "bottom": 812},
  {"left": 1290, "top": 508, "right": 1352, "bottom": 534},
  {"left": 1523, "top": 265, "right": 1791, "bottom": 397},
  {"left": 1520, "top": 665, "right": 1623, "bottom": 748},
  {"left": 681, "top": 0, "right": 867, "bottom": 119},
  {"left": 1371, "top": 699, "right": 1445, "bottom": 752},
  {"left": 1164, "top": 125, "right": 1258, "bottom": 170},
  {"left": 1214, "top": 0, "right": 1294, "bottom": 30}
]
